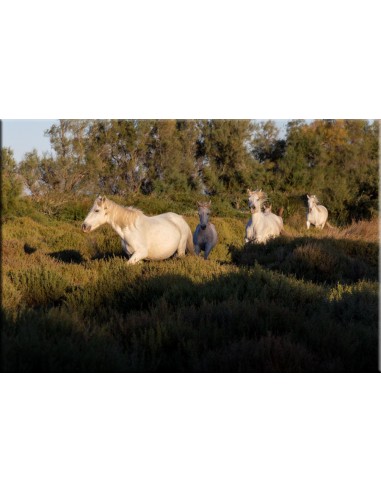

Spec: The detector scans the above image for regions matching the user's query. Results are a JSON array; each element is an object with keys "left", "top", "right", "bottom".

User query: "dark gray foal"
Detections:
[{"left": 193, "top": 201, "right": 218, "bottom": 260}]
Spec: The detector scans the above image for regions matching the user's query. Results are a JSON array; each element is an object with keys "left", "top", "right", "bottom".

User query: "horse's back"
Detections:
[
  {"left": 268, "top": 212, "right": 283, "bottom": 227},
  {"left": 248, "top": 212, "right": 283, "bottom": 243},
  {"left": 156, "top": 212, "right": 190, "bottom": 231},
  {"left": 145, "top": 212, "right": 184, "bottom": 228},
  {"left": 262, "top": 213, "right": 283, "bottom": 235},
  {"left": 133, "top": 212, "right": 190, "bottom": 259}
]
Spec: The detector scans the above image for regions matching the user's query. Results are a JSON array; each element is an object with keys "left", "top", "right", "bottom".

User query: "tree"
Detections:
[
  {"left": 44, "top": 120, "right": 89, "bottom": 192},
  {"left": 1, "top": 147, "right": 23, "bottom": 215},
  {"left": 251, "top": 120, "right": 284, "bottom": 163},
  {"left": 200, "top": 119, "right": 255, "bottom": 193},
  {"left": 143, "top": 119, "right": 201, "bottom": 194},
  {"left": 86, "top": 120, "right": 141, "bottom": 194},
  {"left": 18, "top": 149, "right": 45, "bottom": 195}
]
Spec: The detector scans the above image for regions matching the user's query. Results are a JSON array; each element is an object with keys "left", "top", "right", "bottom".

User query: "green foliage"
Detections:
[
  {"left": 1, "top": 148, "right": 25, "bottom": 218},
  {"left": 33, "top": 194, "right": 94, "bottom": 221},
  {"left": 275, "top": 119, "right": 379, "bottom": 224},
  {"left": 230, "top": 235, "right": 378, "bottom": 285},
  {"left": 3, "top": 118, "right": 379, "bottom": 371},
  {"left": 11, "top": 119, "right": 379, "bottom": 225},
  {"left": 201, "top": 119, "right": 255, "bottom": 192},
  {"left": 2, "top": 212, "right": 378, "bottom": 372}
]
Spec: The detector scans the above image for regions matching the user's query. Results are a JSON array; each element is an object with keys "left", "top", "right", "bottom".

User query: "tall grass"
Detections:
[{"left": 2, "top": 203, "right": 379, "bottom": 372}]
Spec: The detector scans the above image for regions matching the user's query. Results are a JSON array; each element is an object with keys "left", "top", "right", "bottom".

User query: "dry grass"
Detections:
[
  {"left": 336, "top": 218, "right": 379, "bottom": 242},
  {"left": 284, "top": 217, "right": 379, "bottom": 242},
  {"left": 2, "top": 210, "right": 379, "bottom": 372}
]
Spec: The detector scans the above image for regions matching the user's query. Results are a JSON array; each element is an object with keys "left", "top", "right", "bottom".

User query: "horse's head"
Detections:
[
  {"left": 307, "top": 194, "right": 318, "bottom": 208},
  {"left": 82, "top": 195, "right": 109, "bottom": 233},
  {"left": 247, "top": 189, "right": 267, "bottom": 209},
  {"left": 197, "top": 200, "right": 211, "bottom": 230}
]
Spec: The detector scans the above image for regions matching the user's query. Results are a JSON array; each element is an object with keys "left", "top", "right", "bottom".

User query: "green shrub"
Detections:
[
  {"left": 2, "top": 207, "right": 379, "bottom": 372},
  {"left": 231, "top": 236, "right": 378, "bottom": 285}
]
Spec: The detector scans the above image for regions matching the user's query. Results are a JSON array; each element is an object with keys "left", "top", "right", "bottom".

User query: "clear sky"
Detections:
[
  {"left": 1, "top": 119, "right": 291, "bottom": 164},
  {"left": 2, "top": 119, "right": 58, "bottom": 163}
]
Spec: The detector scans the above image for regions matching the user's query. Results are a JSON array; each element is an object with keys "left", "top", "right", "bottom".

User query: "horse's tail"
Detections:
[
  {"left": 326, "top": 221, "right": 335, "bottom": 229},
  {"left": 186, "top": 228, "right": 195, "bottom": 254}
]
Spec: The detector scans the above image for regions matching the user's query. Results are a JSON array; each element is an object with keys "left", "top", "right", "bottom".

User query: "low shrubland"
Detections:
[{"left": 2, "top": 198, "right": 379, "bottom": 372}]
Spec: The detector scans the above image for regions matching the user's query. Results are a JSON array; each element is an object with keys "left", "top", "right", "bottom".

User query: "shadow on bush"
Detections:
[
  {"left": 3, "top": 266, "right": 378, "bottom": 372},
  {"left": 24, "top": 243, "right": 37, "bottom": 255},
  {"left": 91, "top": 251, "right": 128, "bottom": 261},
  {"left": 49, "top": 249, "right": 85, "bottom": 264},
  {"left": 229, "top": 236, "right": 378, "bottom": 285}
]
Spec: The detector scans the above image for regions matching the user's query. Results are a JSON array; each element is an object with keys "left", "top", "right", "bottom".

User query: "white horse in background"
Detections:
[
  {"left": 82, "top": 196, "right": 194, "bottom": 264},
  {"left": 193, "top": 201, "right": 218, "bottom": 260},
  {"left": 306, "top": 194, "right": 328, "bottom": 229},
  {"left": 245, "top": 189, "right": 283, "bottom": 244}
]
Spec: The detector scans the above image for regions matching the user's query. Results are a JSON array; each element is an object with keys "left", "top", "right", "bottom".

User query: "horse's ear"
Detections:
[
  {"left": 307, "top": 194, "right": 310, "bottom": 199},
  {"left": 208, "top": 200, "right": 211, "bottom": 206},
  {"left": 197, "top": 201, "right": 201, "bottom": 207},
  {"left": 96, "top": 195, "right": 107, "bottom": 206},
  {"left": 247, "top": 188, "right": 252, "bottom": 195}
]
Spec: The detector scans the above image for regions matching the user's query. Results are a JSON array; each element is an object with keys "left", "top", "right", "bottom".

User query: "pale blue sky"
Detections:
[
  {"left": 2, "top": 119, "right": 291, "bottom": 164},
  {"left": 2, "top": 119, "right": 58, "bottom": 163}
]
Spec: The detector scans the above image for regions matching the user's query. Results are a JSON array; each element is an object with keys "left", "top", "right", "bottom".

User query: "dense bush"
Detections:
[
  {"left": 7, "top": 119, "right": 379, "bottom": 225},
  {"left": 2, "top": 211, "right": 378, "bottom": 372},
  {"left": 2, "top": 119, "right": 378, "bottom": 371}
]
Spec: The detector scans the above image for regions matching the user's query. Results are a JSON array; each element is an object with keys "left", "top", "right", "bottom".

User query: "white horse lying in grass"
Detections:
[
  {"left": 82, "top": 196, "right": 194, "bottom": 264},
  {"left": 245, "top": 189, "right": 283, "bottom": 244},
  {"left": 306, "top": 194, "right": 328, "bottom": 229}
]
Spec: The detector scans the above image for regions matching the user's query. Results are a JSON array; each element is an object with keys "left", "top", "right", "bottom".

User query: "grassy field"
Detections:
[{"left": 2, "top": 205, "right": 379, "bottom": 372}]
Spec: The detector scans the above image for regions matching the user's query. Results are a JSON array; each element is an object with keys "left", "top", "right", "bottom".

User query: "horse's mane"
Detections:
[
  {"left": 248, "top": 189, "right": 267, "bottom": 201},
  {"left": 197, "top": 201, "right": 211, "bottom": 209},
  {"left": 257, "top": 191, "right": 268, "bottom": 202},
  {"left": 106, "top": 198, "right": 143, "bottom": 228}
]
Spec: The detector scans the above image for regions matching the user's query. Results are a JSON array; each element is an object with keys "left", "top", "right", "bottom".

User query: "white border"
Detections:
[{"left": 1, "top": 2, "right": 380, "bottom": 491}]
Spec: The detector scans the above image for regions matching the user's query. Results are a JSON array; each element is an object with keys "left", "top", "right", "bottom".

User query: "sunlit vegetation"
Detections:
[
  {"left": 1, "top": 119, "right": 379, "bottom": 371},
  {"left": 2, "top": 201, "right": 378, "bottom": 372}
]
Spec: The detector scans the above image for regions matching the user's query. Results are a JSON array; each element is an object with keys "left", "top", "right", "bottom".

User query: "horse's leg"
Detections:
[
  {"left": 121, "top": 239, "right": 130, "bottom": 256},
  {"left": 204, "top": 242, "right": 213, "bottom": 260},
  {"left": 127, "top": 250, "right": 147, "bottom": 265},
  {"left": 194, "top": 244, "right": 201, "bottom": 256},
  {"left": 306, "top": 220, "right": 310, "bottom": 229},
  {"left": 177, "top": 234, "right": 188, "bottom": 257}
]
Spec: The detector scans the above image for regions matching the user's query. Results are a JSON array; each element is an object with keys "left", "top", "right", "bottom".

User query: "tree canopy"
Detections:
[{"left": 3, "top": 119, "right": 379, "bottom": 224}]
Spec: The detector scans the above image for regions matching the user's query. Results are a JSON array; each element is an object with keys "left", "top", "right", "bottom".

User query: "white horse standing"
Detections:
[
  {"left": 82, "top": 196, "right": 194, "bottom": 264},
  {"left": 306, "top": 194, "right": 328, "bottom": 229},
  {"left": 193, "top": 201, "right": 218, "bottom": 260},
  {"left": 245, "top": 189, "right": 283, "bottom": 244}
]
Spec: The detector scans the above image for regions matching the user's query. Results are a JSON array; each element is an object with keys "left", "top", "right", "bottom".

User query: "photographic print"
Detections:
[{"left": 1, "top": 119, "right": 379, "bottom": 372}]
